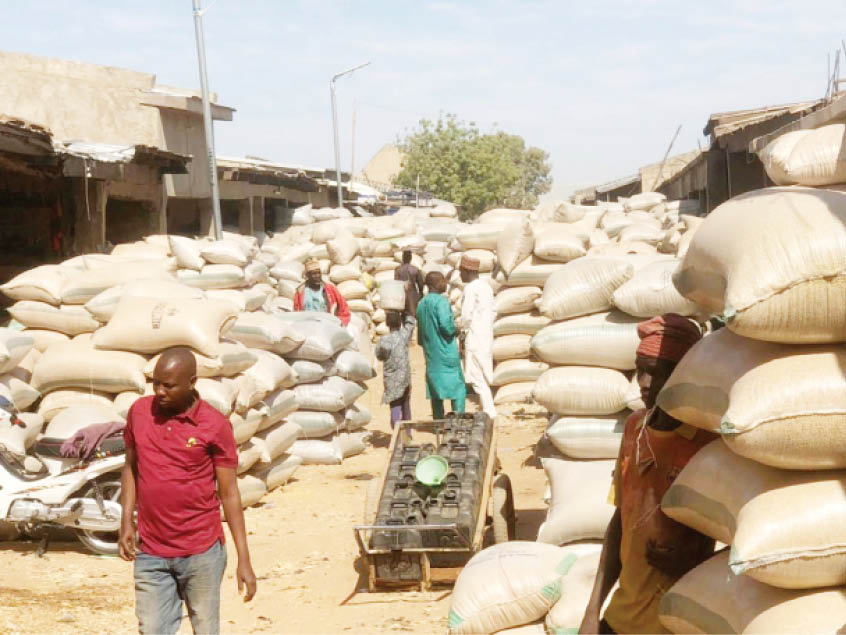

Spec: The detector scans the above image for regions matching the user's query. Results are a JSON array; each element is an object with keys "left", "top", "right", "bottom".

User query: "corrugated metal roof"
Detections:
[
  {"left": 595, "top": 173, "right": 639, "bottom": 193},
  {"left": 704, "top": 101, "right": 823, "bottom": 139},
  {"left": 640, "top": 149, "right": 702, "bottom": 192}
]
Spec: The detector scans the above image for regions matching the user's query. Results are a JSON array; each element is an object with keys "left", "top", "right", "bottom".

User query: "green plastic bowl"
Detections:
[{"left": 415, "top": 455, "right": 449, "bottom": 487}]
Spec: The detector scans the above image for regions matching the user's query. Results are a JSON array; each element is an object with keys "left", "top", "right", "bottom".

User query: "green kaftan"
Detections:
[{"left": 416, "top": 292, "right": 466, "bottom": 401}]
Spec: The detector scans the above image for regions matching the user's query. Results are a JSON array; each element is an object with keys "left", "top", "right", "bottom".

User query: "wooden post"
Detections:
[
  {"left": 252, "top": 196, "right": 264, "bottom": 234},
  {"left": 238, "top": 197, "right": 252, "bottom": 235}
]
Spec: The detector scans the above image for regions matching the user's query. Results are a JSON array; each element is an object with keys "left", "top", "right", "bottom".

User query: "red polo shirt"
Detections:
[{"left": 124, "top": 395, "right": 237, "bottom": 558}]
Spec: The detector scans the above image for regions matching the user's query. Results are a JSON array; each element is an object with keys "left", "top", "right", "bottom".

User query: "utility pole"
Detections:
[
  {"left": 350, "top": 101, "right": 357, "bottom": 185},
  {"left": 192, "top": 0, "right": 223, "bottom": 239},
  {"left": 330, "top": 62, "right": 370, "bottom": 208}
]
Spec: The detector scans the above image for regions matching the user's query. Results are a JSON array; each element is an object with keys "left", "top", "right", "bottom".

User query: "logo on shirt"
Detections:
[{"left": 185, "top": 437, "right": 198, "bottom": 448}]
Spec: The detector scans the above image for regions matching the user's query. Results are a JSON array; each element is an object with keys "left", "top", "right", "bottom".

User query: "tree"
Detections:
[{"left": 395, "top": 114, "right": 552, "bottom": 220}]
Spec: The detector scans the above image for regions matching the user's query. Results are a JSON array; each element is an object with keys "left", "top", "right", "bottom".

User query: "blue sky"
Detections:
[{"left": 5, "top": 1, "right": 846, "bottom": 197}]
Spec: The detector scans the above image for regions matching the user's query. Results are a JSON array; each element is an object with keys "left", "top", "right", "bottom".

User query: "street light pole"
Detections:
[
  {"left": 330, "top": 61, "right": 370, "bottom": 208},
  {"left": 192, "top": 0, "right": 223, "bottom": 240}
]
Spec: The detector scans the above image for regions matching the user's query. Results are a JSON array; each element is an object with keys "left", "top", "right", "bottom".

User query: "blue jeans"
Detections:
[{"left": 134, "top": 540, "right": 227, "bottom": 635}]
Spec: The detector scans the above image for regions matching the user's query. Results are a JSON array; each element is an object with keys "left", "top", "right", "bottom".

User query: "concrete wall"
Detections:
[{"left": 160, "top": 109, "right": 213, "bottom": 199}]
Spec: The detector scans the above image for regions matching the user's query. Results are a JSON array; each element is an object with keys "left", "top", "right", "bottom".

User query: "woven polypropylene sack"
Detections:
[
  {"left": 85, "top": 278, "right": 205, "bottom": 323},
  {"left": 0, "top": 265, "right": 67, "bottom": 305},
  {"left": 286, "top": 410, "right": 342, "bottom": 438},
  {"left": 177, "top": 264, "right": 245, "bottom": 290},
  {"left": 168, "top": 235, "right": 205, "bottom": 270},
  {"left": 0, "top": 329, "right": 33, "bottom": 375},
  {"left": 31, "top": 341, "right": 146, "bottom": 394},
  {"left": 287, "top": 319, "right": 353, "bottom": 361},
  {"left": 448, "top": 541, "right": 576, "bottom": 634},
  {"left": 250, "top": 453, "right": 302, "bottom": 491},
  {"left": 493, "top": 312, "right": 552, "bottom": 337},
  {"left": 455, "top": 224, "right": 502, "bottom": 250},
  {"left": 537, "top": 458, "right": 615, "bottom": 544},
  {"left": 624, "top": 191, "right": 666, "bottom": 212},
  {"left": 9, "top": 302, "right": 100, "bottom": 336},
  {"left": 533, "top": 367, "right": 629, "bottom": 415},
  {"left": 658, "top": 551, "right": 846, "bottom": 635},
  {"left": 493, "top": 381, "right": 536, "bottom": 405},
  {"left": 492, "top": 359, "right": 549, "bottom": 386},
  {"left": 498, "top": 217, "right": 535, "bottom": 276},
  {"left": 61, "top": 260, "right": 175, "bottom": 304},
  {"left": 0, "top": 373, "right": 39, "bottom": 411},
  {"left": 226, "top": 312, "right": 305, "bottom": 354},
  {"left": 252, "top": 420, "right": 302, "bottom": 463},
  {"left": 656, "top": 327, "right": 846, "bottom": 469},
  {"left": 293, "top": 379, "right": 346, "bottom": 412},
  {"left": 673, "top": 187, "right": 846, "bottom": 343},
  {"left": 661, "top": 439, "right": 846, "bottom": 589},
  {"left": 495, "top": 287, "right": 542, "bottom": 316},
  {"left": 545, "top": 547, "right": 603, "bottom": 634},
  {"left": 539, "top": 258, "right": 634, "bottom": 320},
  {"left": 289, "top": 359, "right": 332, "bottom": 384},
  {"left": 236, "top": 441, "right": 263, "bottom": 474},
  {"left": 760, "top": 124, "right": 846, "bottom": 187},
  {"left": 195, "top": 378, "right": 235, "bottom": 416},
  {"left": 611, "top": 259, "right": 698, "bottom": 318},
  {"left": 260, "top": 389, "right": 297, "bottom": 430},
  {"left": 288, "top": 438, "right": 343, "bottom": 464},
  {"left": 546, "top": 414, "right": 625, "bottom": 460},
  {"left": 237, "top": 473, "right": 267, "bottom": 507},
  {"left": 332, "top": 350, "right": 375, "bottom": 381},
  {"left": 38, "top": 389, "right": 115, "bottom": 422},
  {"left": 532, "top": 225, "right": 587, "bottom": 263},
  {"left": 493, "top": 334, "right": 532, "bottom": 361},
  {"left": 231, "top": 409, "right": 264, "bottom": 445},
  {"left": 327, "top": 231, "right": 360, "bottom": 265},
  {"left": 531, "top": 311, "right": 640, "bottom": 370}
]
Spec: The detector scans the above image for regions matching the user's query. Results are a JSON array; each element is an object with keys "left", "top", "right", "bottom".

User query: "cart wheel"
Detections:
[{"left": 491, "top": 473, "right": 516, "bottom": 543}]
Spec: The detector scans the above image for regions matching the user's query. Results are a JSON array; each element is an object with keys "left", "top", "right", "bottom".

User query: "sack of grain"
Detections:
[
  {"left": 177, "top": 264, "right": 245, "bottom": 290},
  {"left": 145, "top": 342, "right": 256, "bottom": 379},
  {"left": 46, "top": 405, "right": 120, "bottom": 441},
  {"left": 532, "top": 225, "right": 587, "bottom": 263},
  {"left": 0, "top": 329, "right": 34, "bottom": 375},
  {"left": 531, "top": 311, "right": 640, "bottom": 370},
  {"left": 288, "top": 438, "right": 343, "bottom": 464},
  {"left": 448, "top": 541, "right": 577, "bottom": 634},
  {"left": 624, "top": 192, "right": 666, "bottom": 212},
  {"left": 271, "top": 260, "right": 304, "bottom": 283},
  {"left": 456, "top": 224, "right": 502, "bottom": 251},
  {"left": 495, "top": 287, "right": 542, "bottom": 316},
  {"left": 539, "top": 258, "right": 633, "bottom": 320},
  {"left": 337, "top": 279, "right": 369, "bottom": 300},
  {"left": 227, "top": 312, "right": 305, "bottom": 354},
  {"left": 546, "top": 414, "right": 625, "bottom": 460},
  {"left": 85, "top": 278, "right": 205, "bottom": 323},
  {"left": 231, "top": 408, "right": 265, "bottom": 445},
  {"left": 260, "top": 388, "right": 297, "bottom": 430},
  {"left": 168, "top": 235, "right": 205, "bottom": 270},
  {"left": 377, "top": 279, "right": 406, "bottom": 311},
  {"left": 23, "top": 329, "right": 70, "bottom": 353},
  {"left": 498, "top": 218, "right": 534, "bottom": 276},
  {"left": 9, "top": 301, "right": 100, "bottom": 336},
  {"left": 243, "top": 349, "right": 295, "bottom": 393},
  {"left": 658, "top": 551, "right": 846, "bottom": 635},
  {"left": 291, "top": 204, "right": 313, "bottom": 226},
  {"left": 252, "top": 421, "right": 302, "bottom": 463},
  {"left": 493, "top": 382, "right": 536, "bottom": 405},
  {"left": 662, "top": 439, "right": 846, "bottom": 589},
  {"left": 491, "top": 357, "right": 548, "bottom": 386},
  {"left": 326, "top": 231, "right": 359, "bottom": 265},
  {"left": 237, "top": 474, "right": 267, "bottom": 507},
  {"left": 293, "top": 379, "right": 347, "bottom": 412},
  {"left": 545, "top": 548, "right": 602, "bottom": 635},
  {"left": 493, "top": 312, "right": 552, "bottom": 337},
  {"left": 284, "top": 410, "right": 340, "bottom": 438},
  {"left": 32, "top": 341, "right": 146, "bottom": 394},
  {"left": 39, "top": 389, "right": 116, "bottom": 422},
  {"left": 760, "top": 124, "right": 846, "bottom": 187},
  {"left": 656, "top": 328, "right": 846, "bottom": 469},
  {"left": 332, "top": 350, "right": 375, "bottom": 381},
  {"left": 250, "top": 453, "right": 302, "bottom": 490},
  {"left": 493, "top": 334, "right": 532, "bottom": 361},
  {"left": 537, "top": 458, "right": 615, "bottom": 544},
  {"left": 199, "top": 239, "right": 249, "bottom": 267},
  {"left": 533, "top": 367, "right": 630, "bottom": 415},
  {"left": 286, "top": 318, "right": 353, "bottom": 361},
  {"left": 674, "top": 187, "right": 846, "bottom": 343},
  {"left": 61, "top": 260, "right": 175, "bottom": 304},
  {"left": 195, "top": 377, "right": 235, "bottom": 416},
  {"left": 344, "top": 404, "right": 371, "bottom": 430},
  {"left": 611, "top": 259, "right": 698, "bottom": 318},
  {"left": 329, "top": 261, "right": 363, "bottom": 284},
  {"left": 237, "top": 440, "right": 263, "bottom": 474},
  {"left": 1, "top": 265, "right": 67, "bottom": 305},
  {"left": 289, "top": 359, "right": 332, "bottom": 384},
  {"left": 0, "top": 373, "right": 39, "bottom": 411}
]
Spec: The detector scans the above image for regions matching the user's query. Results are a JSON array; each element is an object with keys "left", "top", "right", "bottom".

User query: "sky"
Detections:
[{"left": 5, "top": 1, "right": 846, "bottom": 198}]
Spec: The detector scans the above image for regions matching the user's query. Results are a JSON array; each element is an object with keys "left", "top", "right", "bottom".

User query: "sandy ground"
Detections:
[{"left": 0, "top": 343, "right": 552, "bottom": 634}]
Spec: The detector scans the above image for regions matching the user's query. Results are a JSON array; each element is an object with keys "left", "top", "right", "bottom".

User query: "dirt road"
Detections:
[{"left": 0, "top": 343, "right": 550, "bottom": 634}]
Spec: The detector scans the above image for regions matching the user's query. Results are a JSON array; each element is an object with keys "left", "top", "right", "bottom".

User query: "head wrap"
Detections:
[
  {"left": 459, "top": 254, "right": 480, "bottom": 272},
  {"left": 304, "top": 258, "right": 321, "bottom": 274},
  {"left": 636, "top": 313, "right": 702, "bottom": 363}
]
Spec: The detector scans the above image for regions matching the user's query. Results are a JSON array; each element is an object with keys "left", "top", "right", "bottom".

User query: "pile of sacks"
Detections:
[
  {"left": 641, "top": 185, "right": 846, "bottom": 633},
  {"left": 0, "top": 230, "right": 376, "bottom": 511}
]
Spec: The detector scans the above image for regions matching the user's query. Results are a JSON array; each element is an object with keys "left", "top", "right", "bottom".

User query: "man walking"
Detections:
[
  {"left": 456, "top": 255, "right": 497, "bottom": 420},
  {"left": 293, "top": 257, "right": 351, "bottom": 326},
  {"left": 417, "top": 271, "right": 466, "bottom": 418},
  {"left": 119, "top": 347, "right": 256, "bottom": 634},
  {"left": 394, "top": 250, "right": 425, "bottom": 317}
]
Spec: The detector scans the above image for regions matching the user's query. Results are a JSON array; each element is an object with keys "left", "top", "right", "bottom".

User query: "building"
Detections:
[{"left": 358, "top": 143, "right": 403, "bottom": 190}]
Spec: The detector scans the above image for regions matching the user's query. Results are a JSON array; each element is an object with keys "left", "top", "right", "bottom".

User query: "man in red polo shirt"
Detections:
[{"left": 119, "top": 347, "right": 256, "bottom": 634}]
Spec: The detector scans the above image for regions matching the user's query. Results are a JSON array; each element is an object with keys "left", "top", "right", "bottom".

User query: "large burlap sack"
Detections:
[
  {"left": 85, "top": 278, "right": 205, "bottom": 323},
  {"left": 227, "top": 312, "right": 305, "bottom": 354},
  {"left": 332, "top": 350, "right": 375, "bottom": 381},
  {"left": 23, "top": 329, "right": 70, "bottom": 353},
  {"left": 539, "top": 258, "right": 633, "bottom": 320},
  {"left": 260, "top": 388, "right": 297, "bottom": 430},
  {"left": 618, "top": 223, "right": 665, "bottom": 245},
  {"left": 286, "top": 318, "right": 353, "bottom": 361},
  {"left": 760, "top": 124, "right": 846, "bottom": 187},
  {"left": 231, "top": 408, "right": 265, "bottom": 445},
  {"left": 286, "top": 410, "right": 342, "bottom": 438},
  {"left": 32, "top": 341, "right": 146, "bottom": 394},
  {"left": 624, "top": 191, "right": 666, "bottom": 212},
  {"left": 61, "top": 260, "right": 175, "bottom": 304},
  {"left": 537, "top": 458, "right": 615, "bottom": 545},
  {"left": 1, "top": 265, "right": 67, "bottom": 305},
  {"left": 448, "top": 541, "right": 577, "bottom": 634},
  {"left": 532, "top": 225, "right": 587, "bottom": 263},
  {"left": 195, "top": 378, "right": 235, "bottom": 416},
  {"left": 530, "top": 311, "right": 640, "bottom": 370},
  {"left": 252, "top": 420, "right": 302, "bottom": 463},
  {"left": 168, "top": 235, "right": 205, "bottom": 270},
  {"left": 493, "top": 334, "right": 532, "bottom": 361},
  {"left": 533, "top": 367, "right": 629, "bottom": 415},
  {"left": 200, "top": 239, "right": 249, "bottom": 266},
  {"left": 377, "top": 279, "right": 406, "bottom": 311},
  {"left": 674, "top": 187, "right": 846, "bottom": 343},
  {"left": 656, "top": 328, "right": 846, "bottom": 469},
  {"left": 492, "top": 359, "right": 548, "bottom": 386},
  {"left": 289, "top": 359, "right": 332, "bottom": 384},
  {"left": 498, "top": 218, "right": 534, "bottom": 276},
  {"left": 493, "top": 381, "right": 536, "bottom": 405},
  {"left": 0, "top": 329, "right": 34, "bottom": 375},
  {"left": 237, "top": 473, "right": 267, "bottom": 507},
  {"left": 455, "top": 224, "right": 502, "bottom": 251},
  {"left": 658, "top": 550, "right": 846, "bottom": 635},
  {"left": 93, "top": 297, "right": 236, "bottom": 357},
  {"left": 493, "top": 312, "right": 552, "bottom": 337},
  {"left": 288, "top": 438, "right": 343, "bottom": 464},
  {"left": 39, "top": 389, "right": 116, "bottom": 422},
  {"left": 250, "top": 453, "right": 302, "bottom": 491},
  {"left": 611, "top": 259, "right": 698, "bottom": 318},
  {"left": 495, "top": 287, "right": 542, "bottom": 316},
  {"left": 9, "top": 301, "right": 100, "bottom": 336},
  {"left": 243, "top": 349, "right": 296, "bottom": 393},
  {"left": 662, "top": 439, "right": 846, "bottom": 589},
  {"left": 177, "top": 264, "right": 245, "bottom": 290},
  {"left": 545, "top": 548, "right": 602, "bottom": 635},
  {"left": 326, "top": 231, "right": 360, "bottom": 265},
  {"left": 546, "top": 414, "right": 625, "bottom": 460},
  {"left": 236, "top": 440, "right": 263, "bottom": 474}
]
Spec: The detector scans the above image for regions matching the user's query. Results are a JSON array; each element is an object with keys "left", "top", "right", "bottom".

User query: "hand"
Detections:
[
  {"left": 645, "top": 539, "right": 699, "bottom": 578},
  {"left": 118, "top": 524, "right": 136, "bottom": 562},
  {"left": 579, "top": 611, "right": 600, "bottom": 634},
  {"left": 237, "top": 559, "right": 257, "bottom": 602}
]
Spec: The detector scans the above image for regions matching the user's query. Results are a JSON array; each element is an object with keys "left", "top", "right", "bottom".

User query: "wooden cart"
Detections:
[{"left": 353, "top": 417, "right": 516, "bottom": 592}]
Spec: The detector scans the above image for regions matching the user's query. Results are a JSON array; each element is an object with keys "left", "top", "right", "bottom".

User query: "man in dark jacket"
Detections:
[{"left": 394, "top": 250, "right": 425, "bottom": 317}]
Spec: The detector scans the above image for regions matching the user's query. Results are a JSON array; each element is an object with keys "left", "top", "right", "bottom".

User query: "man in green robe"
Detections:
[{"left": 417, "top": 271, "right": 466, "bottom": 418}]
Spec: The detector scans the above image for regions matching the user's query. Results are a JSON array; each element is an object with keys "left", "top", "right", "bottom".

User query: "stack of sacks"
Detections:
[
  {"left": 759, "top": 123, "right": 846, "bottom": 188},
  {"left": 643, "top": 186, "right": 846, "bottom": 631}
]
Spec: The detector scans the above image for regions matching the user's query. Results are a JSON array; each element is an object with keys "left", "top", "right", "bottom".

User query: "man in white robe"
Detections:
[{"left": 457, "top": 254, "right": 497, "bottom": 420}]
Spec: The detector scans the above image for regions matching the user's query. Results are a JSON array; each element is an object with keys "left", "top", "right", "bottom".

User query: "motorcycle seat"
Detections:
[{"left": 34, "top": 436, "right": 126, "bottom": 460}]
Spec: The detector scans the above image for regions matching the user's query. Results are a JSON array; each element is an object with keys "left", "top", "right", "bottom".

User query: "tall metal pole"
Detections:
[
  {"left": 192, "top": 0, "right": 223, "bottom": 240},
  {"left": 330, "top": 61, "right": 370, "bottom": 209},
  {"left": 350, "top": 101, "right": 357, "bottom": 185}
]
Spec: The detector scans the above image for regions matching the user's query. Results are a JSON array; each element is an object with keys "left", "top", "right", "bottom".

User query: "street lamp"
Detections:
[{"left": 330, "top": 62, "right": 370, "bottom": 208}]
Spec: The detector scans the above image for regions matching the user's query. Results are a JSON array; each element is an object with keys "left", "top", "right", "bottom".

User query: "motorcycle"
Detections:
[{"left": 0, "top": 398, "right": 125, "bottom": 555}]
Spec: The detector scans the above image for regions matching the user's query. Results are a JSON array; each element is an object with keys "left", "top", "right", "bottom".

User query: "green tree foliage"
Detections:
[{"left": 396, "top": 114, "right": 552, "bottom": 220}]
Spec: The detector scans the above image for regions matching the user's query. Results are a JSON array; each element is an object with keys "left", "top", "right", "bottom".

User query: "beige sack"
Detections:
[
  {"left": 236, "top": 440, "right": 263, "bottom": 474},
  {"left": 31, "top": 341, "right": 146, "bottom": 394},
  {"left": 200, "top": 239, "right": 249, "bottom": 266},
  {"left": 492, "top": 381, "right": 536, "bottom": 405},
  {"left": 492, "top": 359, "right": 548, "bottom": 386},
  {"left": 760, "top": 124, "right": 846, "bottom": 187},
  {"left": 195, "top": 377, "right": 235, "bottom": 416},
  {"left": 495, "top": 257, "right": 562, "bottom": 288},
  {"left": 532, "top": 225, "right": 587, "bottom": 262},
  {"left": 493, "top": 334, "right": 532, "bottom": 361},
  {"left": 237, "top": 473, "right": 267, "bottom": 507},
  {"left": 61, "top": 260, "right": 175, "bottom": 304},
  {"left": 326, "top": 231, "right": 359, "bottom": 265},
  {"left": 493, "top": 312, "right": 552, "bottom": 337},
  {"left": 85, "top": 278, "right": 205, "bottom": 323},
  {"left": 611, "top": 259, "right": 698, "bottom": 318},
  {"left": 23, "top": 329, "right": 70, "bottom": 353},
  {"left": 337, "top": 279, "right": 369, "bottom": 300},
  {"left": 168, "top": 235, "right": 205, "bottom": 270},
  {"left": 243, "top": 349, "right": 295, "bottom": 392},
  {"left": 9, "top": 301, "right": 100, "bottom": 336},
  {"left": 0, "top": 373, "right": 39, "bottom": 411},
  {"left": 260, "top": 388, "right": 298, "bottom": 430},
  {"left": 1, "top": 265, "right": 67, "bottom": 305},
  {"left": 252, "top": 421, "right": 302, "bottom": 463},
  {"left": 498, "top": 217, "right": 535, "bottom": 276},
  {"left": 250, "top": 453, "right": 302, "bottom": 491},
  {"left": 546, "top": 414, "right": 625, "bottom": 460},
  {"left": 455, "top": 224, "right": 502, "bottom": 250},
  {"left": 0, "top": 329, "right": 34, "bottom": 375},
  {"left": 38, "top": 389, "right": 116, "bottom": 422},
  {"left": 93, "top": 297, "right": 237, "bottom": 357},
  {"left": 495, "top": 287, "right": 542, "bottom": 316},
  {"left": 226, "top": 312, "right": 305, "bottom": 354},
  {"left": 448, "top": 541, "right": 579, "bottom": 635},
  {"left": 539, "top": 258, "right": 634, "bottom": 320},
  {"left": 145, "top": 341, "right": 256, "bottom": 379},
  {"left": 231, "top": 408, "right": 265, "bottom": 445},
  {"left": 0, "top": 411, "right": 44, "bottom": 454},
  {"left": 659, "top": 551, "right": 846, "bottom": 635},
  {"left": 674, "top": 187, "right": 846, "bottom": 343},
  {"left": 177, "top": 264, "right": 245, "bottom": 290},
  {"left": 618, "top": 223, "right": 665, "bottom": 245},
  {"left": 545, "top": 548, "right": 602, "bottom": 635},
  {"left": 662, "top": 439, "right": 846, "bottom": 589},
  {"left": 533, "top": 367, "right": 630, "bottom": 415},
  {"left": 531, "top": 311, "right": 639, "bottom": 370}
]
